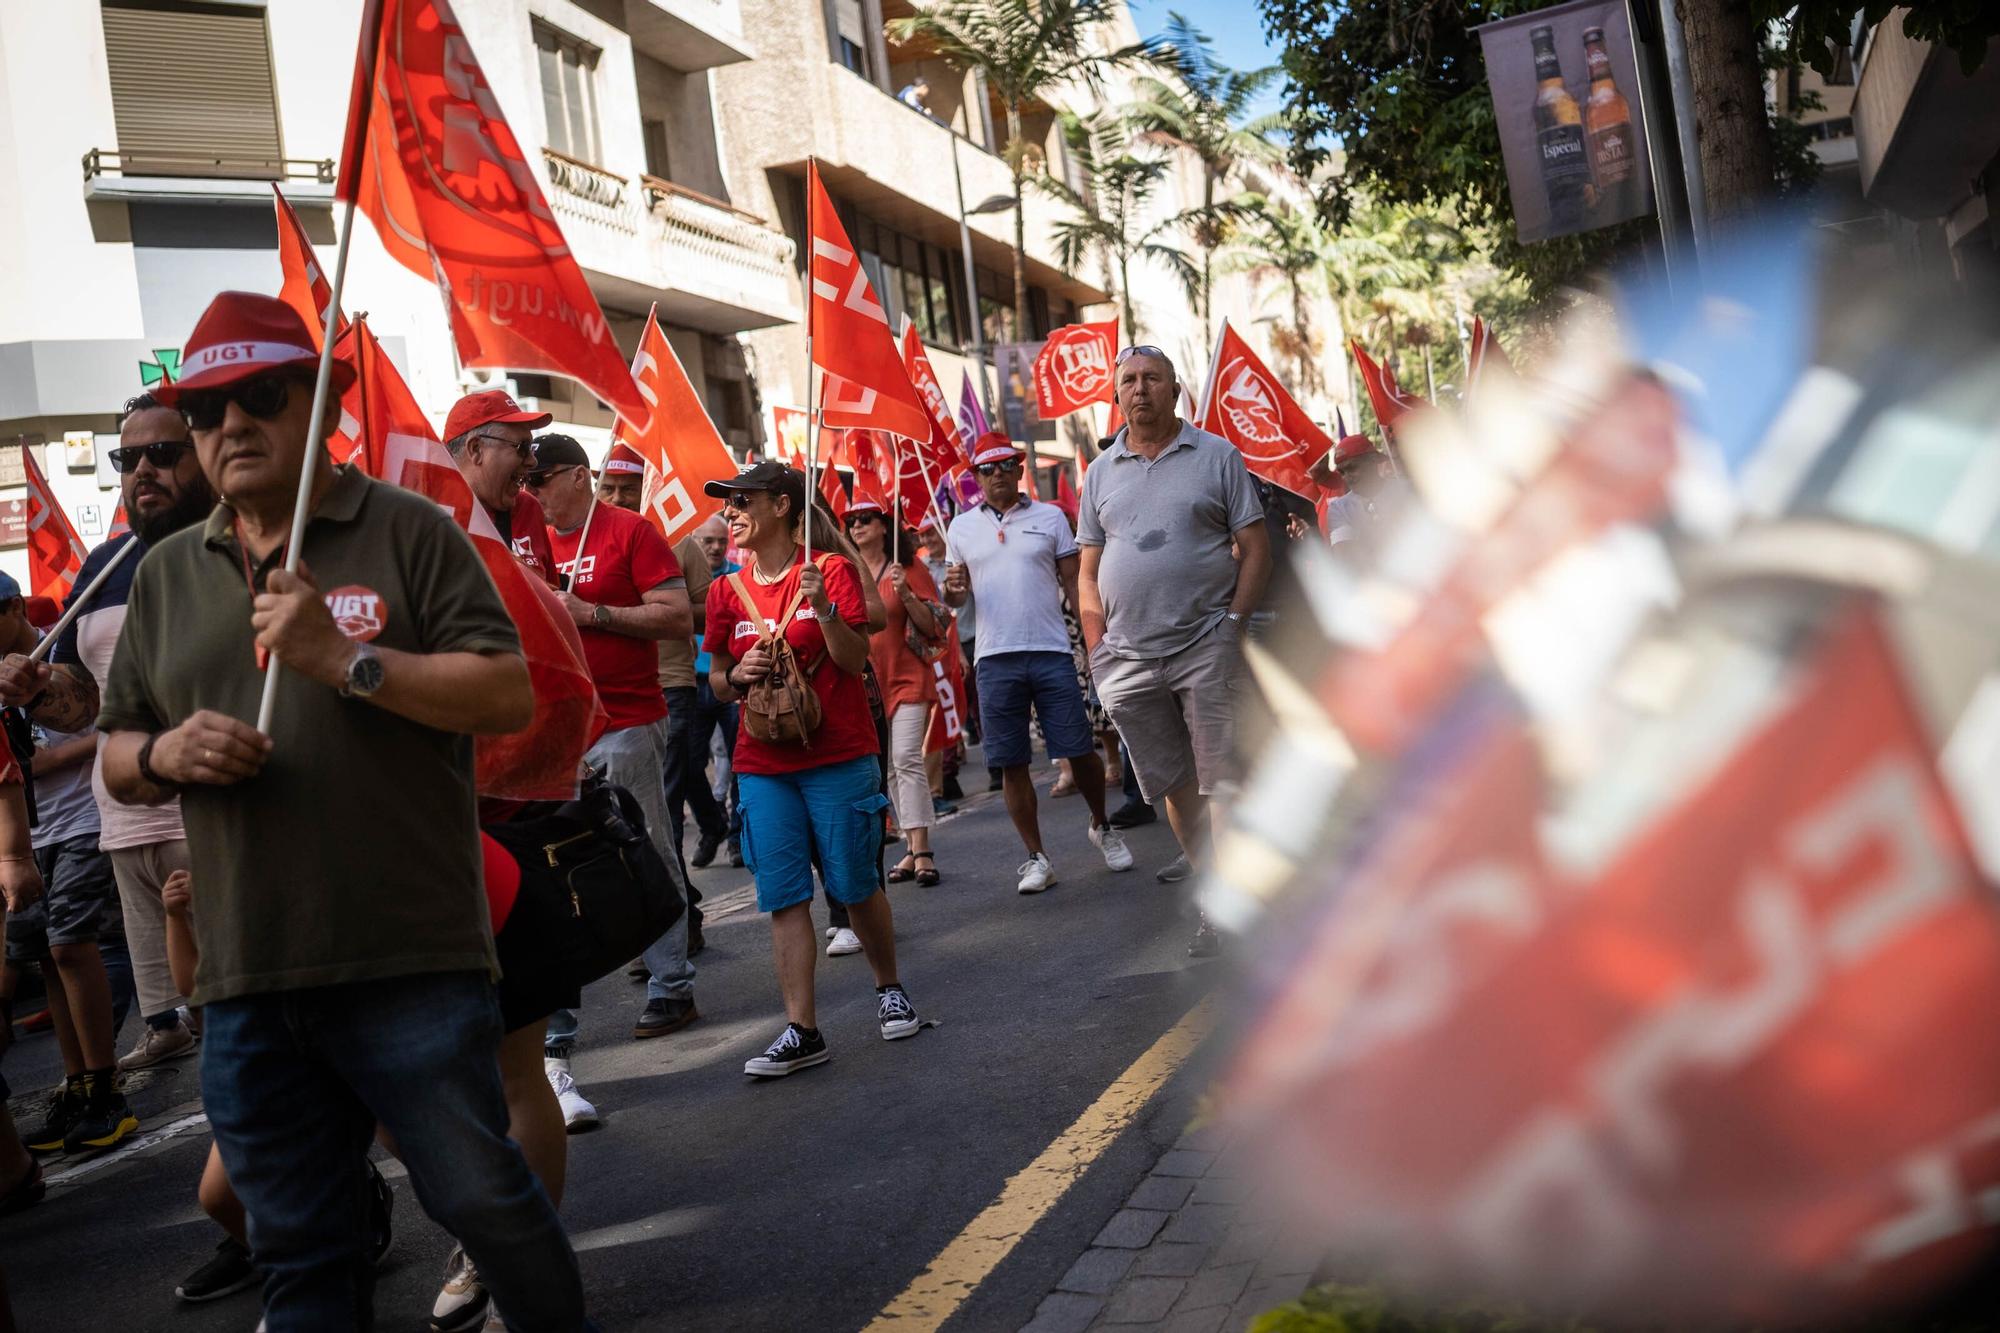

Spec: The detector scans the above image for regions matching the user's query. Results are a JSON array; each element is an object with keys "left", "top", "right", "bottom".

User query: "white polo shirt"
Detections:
[{"left": 946, "top": 496, "right": 1078, "bottom": 662}]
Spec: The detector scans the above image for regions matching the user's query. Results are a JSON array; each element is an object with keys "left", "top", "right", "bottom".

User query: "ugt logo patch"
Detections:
[{"left": 325, "top": 586, "right": 387, "bottom": 641}]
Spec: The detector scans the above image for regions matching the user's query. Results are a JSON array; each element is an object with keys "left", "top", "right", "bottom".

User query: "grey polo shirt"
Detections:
[{"left": 1077, "top": 421, "right": 1263, "bottom": 659}]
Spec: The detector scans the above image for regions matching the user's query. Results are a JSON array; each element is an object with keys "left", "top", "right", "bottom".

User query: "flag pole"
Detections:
[
  {"left": 27, "top": 539, "right": 141, "bottom": 664},
  {"left": 910, "top": 450, "right": 954, "bottom": 565},
  {"left": 566, "top": 492, "right": 600, "bottom": 593},
  {"left": 255, "top": 195, "right": 359, "bottom": 735},
  {"left": 892, "top": 437, "right": 902, "bottom": 537},
  {"left": 803, "top": 159, "right": 817, "bottom": 569}
]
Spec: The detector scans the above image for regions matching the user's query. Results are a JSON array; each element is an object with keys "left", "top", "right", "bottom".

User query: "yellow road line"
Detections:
[{"left": 862, "top": 996, "right": 1215, "bottom": 1331}]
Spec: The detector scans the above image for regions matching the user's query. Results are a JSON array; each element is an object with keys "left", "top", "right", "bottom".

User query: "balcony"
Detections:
[
  {"left": 541, "top": 149, "right": 798, "bottom": 333},
  {"left": 622, "top": 0, "right": 753, "bottom": 71},
  {"left": 81, "top": 147, "right": 335, "bottom": 205},
  {"left": 1854, "top": 14, "right": 2000, "bottom": 217}
]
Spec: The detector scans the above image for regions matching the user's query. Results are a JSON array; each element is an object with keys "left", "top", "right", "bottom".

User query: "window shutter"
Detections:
[{"left": 102, "top": 1, "right": 283, "bottom": 177}]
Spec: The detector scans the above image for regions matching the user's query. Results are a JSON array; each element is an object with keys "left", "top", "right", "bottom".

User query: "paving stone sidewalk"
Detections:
[{"left": 1023, "top": 1124, "right": 1320, "bottom": 1333}]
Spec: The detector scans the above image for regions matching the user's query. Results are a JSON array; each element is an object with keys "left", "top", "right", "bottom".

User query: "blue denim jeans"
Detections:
[{"left": 201, "top": 971, "right": 587, "bottom": 1331}]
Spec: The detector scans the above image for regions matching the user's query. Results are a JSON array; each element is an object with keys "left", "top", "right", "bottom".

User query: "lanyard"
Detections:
[{"left": 235, "top": 517, "right": 284, "bottom": 671}]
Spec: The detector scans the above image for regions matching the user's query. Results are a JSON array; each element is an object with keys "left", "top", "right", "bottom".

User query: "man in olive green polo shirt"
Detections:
[{"left": 95, "top": 292, "right": 591, "bottom": 1330}]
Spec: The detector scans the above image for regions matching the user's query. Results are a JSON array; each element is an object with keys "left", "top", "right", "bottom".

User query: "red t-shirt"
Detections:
[
  {"left": 701, "top": 551, "right": 878, "bottom": 775},
  {"left": 548, "top": 502, "right": 683, "bottom": 730},
  {"left": 507, "top": 489, "right": 559, "bottom": 589}
]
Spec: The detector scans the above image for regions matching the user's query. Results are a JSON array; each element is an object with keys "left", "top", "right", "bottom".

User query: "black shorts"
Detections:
[{"left": 492, "top": 871, "right": 582, "bottom": 1035}]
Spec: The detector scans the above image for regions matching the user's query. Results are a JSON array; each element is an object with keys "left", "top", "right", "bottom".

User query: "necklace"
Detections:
[{"left": 750, "top": 544, "right": 798, "bottom": 585}]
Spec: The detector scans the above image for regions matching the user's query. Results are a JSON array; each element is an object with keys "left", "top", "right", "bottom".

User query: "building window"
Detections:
[
  {"left": 642, "top": 117, "right": 671, "bottom": 181},
  {"left": 832, "top": 0, "right": 873, "bottom": 81},
  {"left": 101, "top": 0, "right": 283, "bottom": 178},
  {"left": 536, "top": 22, "right": 603, "bottom": 164}
]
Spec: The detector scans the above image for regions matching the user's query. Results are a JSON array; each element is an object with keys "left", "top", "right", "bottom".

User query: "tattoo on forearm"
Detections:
[{"left": 33, "top": 668, "right": 99, "bottom": 733}]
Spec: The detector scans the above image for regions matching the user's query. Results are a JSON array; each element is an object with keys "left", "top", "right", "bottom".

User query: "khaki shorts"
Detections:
[{"left": 1090, "top": 625, "right": 1242, "bottom": 803}]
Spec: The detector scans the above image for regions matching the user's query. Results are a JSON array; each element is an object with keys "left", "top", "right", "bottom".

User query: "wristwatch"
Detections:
[
  {"left": 592, "top": 603, "right": 613, "bottom": 629},
  {"left": 815, "top": 605, "right": 838, "bottom": 622},
  {"left": 137, "top": 732, "right": 177, "bottom": 790},
  {"left": 340, "top": 642, "right": 385, "bottom": 699}
]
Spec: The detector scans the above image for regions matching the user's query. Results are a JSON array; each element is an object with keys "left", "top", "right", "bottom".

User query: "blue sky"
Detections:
[{"left": 1124, "top": 0, "right": 1291, "bottom": 120}]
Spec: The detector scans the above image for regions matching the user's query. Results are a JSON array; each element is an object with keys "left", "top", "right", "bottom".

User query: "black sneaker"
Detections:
[
  {"left": 689, "top": 832, "right": 722, "bottom": 868},
  {"left": 687, "top": 920, "right": 706, "bottom": 958},
  {"left": 743, "top": 1022, "right": 829, "bottom": 1077},
  {"left": 986, "top": 769, "right": 1003, "bottom": 793},
  {"left": 63, "top": 1074, "right": 137, "bottom": 1154},
  {"left": 176, "top": 1236, "right": 259, "bottom": 1303},
  {"left": 366, "top": 1157, "right": 394, "bottom": 1266},
  {"left": 1187, "top": 924, "right": 1222, "bottom": 959},
  {"left": 25, "top": 1082, "right": 83, "bottom": 1155},
  {"left": 941, "top": 775, "right": 965, "bottom": 801},
  {"left": 1107, "top": 800, "right": 1158, "bottom": 829},
  {"left": 633, "top": 995, "right": 699, "bottom": 1039},
  {"left": 877, "top": 985, "right": 920, "bottom": 1041},
  {"left": 727, "top": 841, "right": 744, "bottom": 868}
]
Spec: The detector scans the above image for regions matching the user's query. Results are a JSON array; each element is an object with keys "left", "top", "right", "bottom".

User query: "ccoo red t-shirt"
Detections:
[
  {"left": 506, "top": 489, "right": 559, "bottom": 588},
  {"left": 549, "top": 502, "right": 683, "bottom": 730},
  {"left": 701, "top": 551, "right": 878, "bottom": 775}
]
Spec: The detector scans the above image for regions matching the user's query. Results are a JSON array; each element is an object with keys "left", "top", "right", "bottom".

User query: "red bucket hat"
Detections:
[
  {"left": 151, "top": 291, "right": 355, "bottom": 405},
  {"left": 1333, "top": 433, "right": 1378, "bottom": 464},
  {"left": 969, "top": 432, "right": 1023, "bottom": 468},
  {"left": 443, "top": 389, "right": 553, "bottom": 444}
]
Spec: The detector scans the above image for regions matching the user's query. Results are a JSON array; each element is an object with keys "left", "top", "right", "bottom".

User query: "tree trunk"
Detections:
[
  {"left": 1291, "top": 284, "right": 1309, "bottom": 391},
  {"left": 1119, "top": 255, "right": 1135, "bottom": 343},
  {"left": 1673, "top": 0, "right": 1776, "bottom": 230},
  {"left": 1199, "top": 167, "right": 1216, "bottom": 362},
  {"left": 1005, "top": 100, "right": 1036, "bottom": 479}
]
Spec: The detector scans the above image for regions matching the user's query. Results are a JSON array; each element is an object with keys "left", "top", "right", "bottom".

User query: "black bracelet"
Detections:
[{"left": 136, "top": 733, "right": 177, "bottom": 791}]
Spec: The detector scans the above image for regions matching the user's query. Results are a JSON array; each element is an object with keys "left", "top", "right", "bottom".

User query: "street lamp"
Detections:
[{"left": 950, "top": 120, "right": 1015, "bottom": 430}]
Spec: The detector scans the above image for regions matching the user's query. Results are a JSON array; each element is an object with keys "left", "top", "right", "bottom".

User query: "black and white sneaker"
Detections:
[
  {"left": 877, "top": 985, "right": 920, "bottom": 1041},
  {"left": 743, "top": 1022, "right": 830, "bottom": 1077}
]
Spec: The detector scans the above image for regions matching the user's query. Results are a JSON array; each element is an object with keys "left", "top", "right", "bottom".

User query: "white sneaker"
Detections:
[
  {"left": 431, "top": 1244, "right": 488, "bottom": 1332},
  {"left": 1016, "top": 854, "right": 1056, "bottom": 894},
  {"left": 543, "top": 1057, "right": 599, "bottom": 1132},
  {"left": 826, "top": 927, "right": 862, "bottom": 956},
  {"left": 1090, "top": 824, "right": 1135, "bottom": 872}
]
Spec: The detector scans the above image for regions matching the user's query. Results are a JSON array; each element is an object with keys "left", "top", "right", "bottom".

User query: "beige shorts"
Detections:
[{"left": 1090, "top": 625, "right": 1242, "bottom": 803}]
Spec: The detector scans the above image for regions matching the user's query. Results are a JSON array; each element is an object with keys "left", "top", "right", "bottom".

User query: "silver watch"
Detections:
[{"left": 341, "top": 641, "right": 385, "bottom": 698}]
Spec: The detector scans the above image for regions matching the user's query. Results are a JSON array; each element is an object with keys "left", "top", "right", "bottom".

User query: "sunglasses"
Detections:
[
  {"left": 524, "top": 464, "right": 584, "bottom": 490},
  {"left": 1115, "top": 344, "right": 1167, "bottom": 365},
  {"left": 975, "top": 460, "right": 1021, "bottom": 476},
  {"left": 176, "top": 373, "right": 298, "bottom": 432},
  {"left": 720, "top": 492, "right": 766, "bottom": 514},
  {"left": 107, "top": 440, "right": 194, "bottom": 474},
  {"left": 473, "top": 430, "right": 535, "bottom": 460}
]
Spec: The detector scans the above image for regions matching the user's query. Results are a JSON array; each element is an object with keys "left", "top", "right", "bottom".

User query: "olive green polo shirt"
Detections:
[{"left": 98, "top": 465, "right": 523, "bottom": 1006}]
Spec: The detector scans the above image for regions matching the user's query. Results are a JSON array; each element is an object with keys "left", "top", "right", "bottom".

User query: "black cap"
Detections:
[
  {"left": 529, "top": 433, "right": 591, "bottom": 476},
  {"left": 703, "top": 459, "right": 807, "bottom": 515}
]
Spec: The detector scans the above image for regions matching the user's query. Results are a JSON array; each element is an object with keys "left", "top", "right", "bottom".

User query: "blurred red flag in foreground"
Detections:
[
  {"left": 1230, "top": 605, "right": 2000, "bottom": 1321},
  {"left": 341, "top": 320, "right": 606, "bottom": 799}
]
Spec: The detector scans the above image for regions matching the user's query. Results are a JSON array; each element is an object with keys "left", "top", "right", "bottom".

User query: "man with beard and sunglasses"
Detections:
[{"left": 0, "top": 392, "right": 214, "bottom": 1075}]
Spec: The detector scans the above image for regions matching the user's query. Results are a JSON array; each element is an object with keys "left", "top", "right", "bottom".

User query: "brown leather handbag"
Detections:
[{"left": 726, "top": 566, "right": 825, "bottom": 746}]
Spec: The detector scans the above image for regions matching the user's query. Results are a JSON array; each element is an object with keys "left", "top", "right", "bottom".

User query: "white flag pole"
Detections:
[
  {"left": 28, "top": 539, "right": 141, "bottom": 664},
  {"left": 910, "top": 449, "right": 954, "bottom": 565},
  {"left": 255, "top": 195, "right": 359, "bottom": 735},
  {"left": 566, "top": 492, "right": 600, "bottom": 594}
]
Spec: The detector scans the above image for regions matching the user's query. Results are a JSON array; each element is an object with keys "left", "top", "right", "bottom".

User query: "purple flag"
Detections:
[{"left": 958, "top": 373, "right": 990, "bottom": 443}]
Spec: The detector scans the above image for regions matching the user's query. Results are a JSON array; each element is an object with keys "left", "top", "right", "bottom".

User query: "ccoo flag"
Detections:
[
  {"left": 338, "top": 0, "right": 646, "bottom": 426},
  {"left": 807, "top": 161, "right": 930, "bottom": 441},
  {"left": 615, "top": 306, "right": 739, "bottom": 546},
  {"left": 21, "top": 446, "right": 88, "bottom": 601},
  {"left": 1196, "top": 320, "right": 1334, "bottom": 500}
]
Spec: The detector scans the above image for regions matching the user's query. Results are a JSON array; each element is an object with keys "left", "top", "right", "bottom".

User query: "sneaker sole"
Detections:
[
  {"left": 743, "top": 1049, "right": 831, "bottom": 1077},
  {"left": 25, "top": 1135, "right": 70, "bottom": 1155},
  {"left": 826, "top": 942, "right": 862, "bottom": 956},
  {"left": 631, "top": 1007, "right": 700, "bottom": 1039},
  {"left": 118, "top": 1043, "right": 196, "bottom": 1072},
  {"left": 563, "top": 1113, "right": 601, "bottom": 1133},
  {"left": 1017, "top": 878, "right": 1057, "bottom": 894},
  {"left": 177, "top": 1270, "right": 261, "bottom": 1303},
  {"left": 67, "top": 1114, "right": 139, "bottom": 1152},
  {"left": 431, "top": 1295, "right": 493, "bottom": 1333},
  {"left": 881, "top": 1019, "right": 920, "bottom": 1041}
]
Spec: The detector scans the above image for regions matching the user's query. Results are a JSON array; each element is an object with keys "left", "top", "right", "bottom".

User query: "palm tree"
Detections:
[
  {"left": 887, "top": 1, "right": 1155, "bottom": 346},
  {"left": 1035, "top": 111, "right": 1198, "bottom": 342},
  {"left": 1222, "top": 199, "right": 1325, "bottom": 391},
  {"left": 1125, "top": 13, "right": 1287, "bottom": 361}
]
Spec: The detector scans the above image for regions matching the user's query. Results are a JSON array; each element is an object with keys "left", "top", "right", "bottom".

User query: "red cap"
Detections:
[
  {"left": 969, "top": 432, "right": 1022, "bottom": 467},
  {"left": 152, "top": 291, "right": 355, "bottom": 405},
  {"left": 443, "top": 389, "right": 553, "bottom": 444},
  {"left": 1333, "top": 433, "right": 1377, "bottom": 464},
  {"left": 601, "top": 441, "right": 647, "bottom": 476},
  {"left": 23, "top": 596, "right": 60, "bottom": 630}
]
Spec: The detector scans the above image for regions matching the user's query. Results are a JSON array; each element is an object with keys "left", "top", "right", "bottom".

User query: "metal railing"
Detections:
[
  {"left": 644, "top": 176, "right": 795, "bottom": 279},
  {"left": 82, "top": 148, "right": 334, "bottom": 183}
]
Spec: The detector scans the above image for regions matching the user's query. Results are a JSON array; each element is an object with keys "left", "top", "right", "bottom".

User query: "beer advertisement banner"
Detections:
[
  {"left": 1476, "top": 0, "right": 1653, "bottom": 244},
  {"left": 993, "top": 341, "right": 1059, "bottom": 444}
]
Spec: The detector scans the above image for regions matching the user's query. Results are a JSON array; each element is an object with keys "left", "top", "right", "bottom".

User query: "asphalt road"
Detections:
[{"left": 1, "top": 771, "right": 1219, "bottom": 1332}]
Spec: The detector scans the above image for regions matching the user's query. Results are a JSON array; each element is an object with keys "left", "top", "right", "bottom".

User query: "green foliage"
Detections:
[
  {"left": 1768, "top": 2, "right": 1997, "bottom": 78},
  {"left": 1248, "top": 1284, "right": 1599, "bottom": 1333}
]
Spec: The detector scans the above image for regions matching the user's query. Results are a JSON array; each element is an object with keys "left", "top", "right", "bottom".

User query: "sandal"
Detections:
[
  {"left": 887, "top": 856, "right": 918, "bottom": 884},
  {"left": 914, "top": 852, "right": 942, "bottom": 887}
]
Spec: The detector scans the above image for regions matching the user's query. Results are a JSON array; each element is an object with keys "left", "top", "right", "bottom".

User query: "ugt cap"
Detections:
[{"left": 150, "top": 291, "right": 355, "bottom": 406}]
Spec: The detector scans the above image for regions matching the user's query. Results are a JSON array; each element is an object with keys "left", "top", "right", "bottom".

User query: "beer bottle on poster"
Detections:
[
  {"left": 1583, "top": 25, "right": 1637, "bottom": 217},
  {"left": 1530, "top": 25, "right": 1590, "bottom": 233}
]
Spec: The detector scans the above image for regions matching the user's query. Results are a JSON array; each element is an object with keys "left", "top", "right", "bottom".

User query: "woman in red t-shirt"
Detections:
[
  {"left": 701, "top": 463, "right": 922, "bottom": 1078},
  {"left": 844, "top": 498, "right": 947, "bottom": 886}
]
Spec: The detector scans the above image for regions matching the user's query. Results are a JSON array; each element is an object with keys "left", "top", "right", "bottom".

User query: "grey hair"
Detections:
[{"left": 444, "top": 431, "right": 474, "bottom": 458}]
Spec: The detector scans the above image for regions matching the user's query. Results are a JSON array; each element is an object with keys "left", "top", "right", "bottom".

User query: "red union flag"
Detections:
[
  {"left": 616, "top": 306, "right": 737, "bottom": 546},
  {"left": 925, "top": 637, "right": 966, "bottom": 755},
  {"left": 342, "top": 319, "right": 606, "bottom": 799},
  {"left": 339, "top": 0, "right": 645, "bottom": 425},
  {"left": 272, "top": 186, "right": 365, "bottom": 463},
  {"left": 21, "top": 446, "right": 88, "bottom": 601},
  {"left": 1233, "top": 607, "right": 2000, "bottom": 1320},
  {"left": 807, "top": 162, "right": 930, "bottom": 440},
  {"left": 1033, "top": 320, "right": 1118, "bottom": 417},
  {"left": 897, "top": 319, "right": 970, "bottom": 476},
  {"left": 1195, "top": 321, "right": 1333, "bottom": 500},
  {"left": 1467, "top": 315, "right": 1515, "bottom": 397},
  {"left": 1351, "top": 338, "right": 1427, "bottom": 432}
]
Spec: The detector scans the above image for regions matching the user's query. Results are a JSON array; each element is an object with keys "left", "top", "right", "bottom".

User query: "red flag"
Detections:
[
  {"left": 1033, "top": 320, "right": 1118, "bottom": 417},
  {"left": 847, "top": 430, "right": 929, "bottom": 531},
  {"left": 1466, "top": 316, "right": 1515, "bottom": 397},
  {"left": 106, "top": 504, "right": 131, "bottom": 542},
  {"left": 342, "top": 319, "right": 606, "bottom": 799},
  {"left": 808, "top": 162, "right": 929, "bottom": 440},
  {"left": 340, "top": 0, "right": 645, "bottom": 425},
  {"left": 898, "top": 320, "right": 971, "bottom": 476},
  {"left": 819, "top": 459, "right": 851, "bottom": 520},
  {"left": 614, "top": 306, "right": 738, "bottom": 545},
  {"left": 1196, "top": 321, "right": 1335, "bottom": 500},
  {"left": 768, "top": 406, "right": 810, "bottom": 468},
  {"left": 21, "top": 447, "right": 87, "bottom": 601},
  {"left": 1054, "top": 464, "right": 1080, "bottom": 523},
  {"left": 925, "top": 636, "right": 968, "bottom": 755},
  {"left": 1351, "top": 338, "right": 1427, "bottom": 432},
  {"left": 272, "top": 186, "right": 366, "bottom": 463}
]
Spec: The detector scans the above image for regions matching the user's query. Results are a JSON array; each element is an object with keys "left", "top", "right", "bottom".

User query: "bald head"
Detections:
[{"left": 695, "top": 512, "right": 730, "bottom": 570}]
